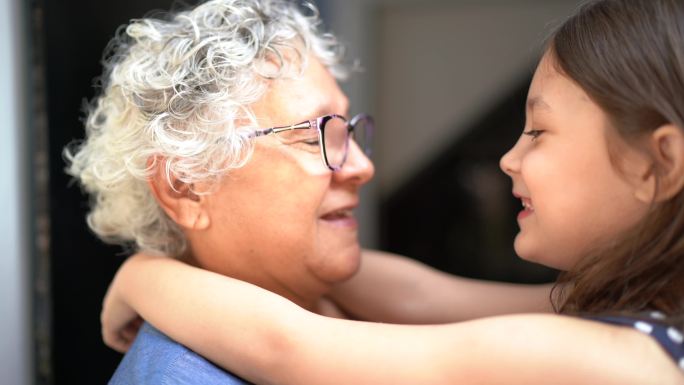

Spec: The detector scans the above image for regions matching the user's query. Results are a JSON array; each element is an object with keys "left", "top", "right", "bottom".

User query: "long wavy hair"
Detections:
[
  {"left": 65, "top": 0, "right": 346, "bottom": 257},
  {"left": 547, "top": 0, "right": 684, "bottom": 328}
]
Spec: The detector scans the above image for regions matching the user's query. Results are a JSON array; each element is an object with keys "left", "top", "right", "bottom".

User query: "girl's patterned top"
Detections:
[{"left": 587, "top": 311, "right": 684, "bottom": 371}]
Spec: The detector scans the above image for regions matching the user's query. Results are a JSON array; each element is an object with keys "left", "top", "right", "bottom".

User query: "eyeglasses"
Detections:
[{"left": 248, "top": 113, "right": 373, "bottom": 171}]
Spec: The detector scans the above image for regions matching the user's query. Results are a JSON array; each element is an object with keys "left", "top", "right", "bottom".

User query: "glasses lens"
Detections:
[
  {"left": 322, "top": 116, "right": 349, "bottom": 169},
  {"left": 351, "top": 115, "right": 373, "bottom": 156}
]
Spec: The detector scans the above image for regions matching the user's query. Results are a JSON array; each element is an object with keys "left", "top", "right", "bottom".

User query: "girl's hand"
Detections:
[{"left": 101, "top": 258, "right": 145, "bottom": 353}]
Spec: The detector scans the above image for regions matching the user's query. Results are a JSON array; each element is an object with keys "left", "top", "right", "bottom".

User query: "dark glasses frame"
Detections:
[{"left": 247, "top": 113, "right": 373, "bottom": 171}]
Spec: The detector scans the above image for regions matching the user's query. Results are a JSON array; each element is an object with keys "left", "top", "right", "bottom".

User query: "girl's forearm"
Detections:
[
  {"left": 331, "top": 250, "right": 554, "bottom": 323},
  {"left": 109, "top": 255, "right": 474, "bottom": 384},
  {"left": 112, "top": 254, "right": 309, "bottom": 385}
]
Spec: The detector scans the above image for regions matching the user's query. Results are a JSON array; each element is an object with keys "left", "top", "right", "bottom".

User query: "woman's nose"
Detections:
[{"left": 334, "top": 139, "right": 375, "bottom": 186}]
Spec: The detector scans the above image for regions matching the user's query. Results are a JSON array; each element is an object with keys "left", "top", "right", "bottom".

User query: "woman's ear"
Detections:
[
  {"left": 646, "top": 124, "right": 684, "bottom": 202},
  {"left": 147, "top": 157, "right": 211, "bottom": 231}
]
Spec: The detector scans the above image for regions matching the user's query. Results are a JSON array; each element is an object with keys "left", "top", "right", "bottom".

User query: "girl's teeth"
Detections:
[{"left": 521, "top": 200, "right": 534, "bottom": 210}]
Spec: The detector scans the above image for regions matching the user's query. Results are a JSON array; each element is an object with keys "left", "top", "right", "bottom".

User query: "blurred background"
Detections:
[{"left": 1, "top": 0, "right": 582, "bottom": 383}]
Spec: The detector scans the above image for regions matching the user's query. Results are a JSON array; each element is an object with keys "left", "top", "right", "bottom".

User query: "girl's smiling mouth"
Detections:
[{"left": 514, "top": 193, "right": 534, "bottom": 220}]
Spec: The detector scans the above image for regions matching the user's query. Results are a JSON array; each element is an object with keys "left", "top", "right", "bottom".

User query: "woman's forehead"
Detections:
[{"left": 253, "top": 58, "right": 349, "bottom": 126}]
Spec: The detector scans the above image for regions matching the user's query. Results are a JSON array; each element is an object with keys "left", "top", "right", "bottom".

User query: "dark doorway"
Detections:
[{"left": 41, "top": 1, "right": 200, "bottom": 383}]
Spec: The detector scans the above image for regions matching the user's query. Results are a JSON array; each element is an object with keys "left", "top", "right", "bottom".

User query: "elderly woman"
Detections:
[{"left": 66, "top": 0, "right": 376, "bottom": 383}]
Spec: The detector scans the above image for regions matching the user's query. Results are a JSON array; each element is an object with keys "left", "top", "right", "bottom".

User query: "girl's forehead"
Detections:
[
  {"left": 530, "top": 55, "right": 567, "bottom": 95},
  {"left": 528, "top": 57, "right": 596, "bottom": 119}
]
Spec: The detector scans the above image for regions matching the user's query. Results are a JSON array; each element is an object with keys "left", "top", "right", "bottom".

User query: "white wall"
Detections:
[{"left": 0, "top": 0, "right": 31, "bottom": 383}]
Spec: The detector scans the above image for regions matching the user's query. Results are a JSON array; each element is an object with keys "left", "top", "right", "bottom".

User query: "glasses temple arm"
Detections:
[
  {"left": 249, "top": 120, "right": 313, "bottom": 138},
  {"left": 272, "top": 121, "right": 313, "bottom": 133}
]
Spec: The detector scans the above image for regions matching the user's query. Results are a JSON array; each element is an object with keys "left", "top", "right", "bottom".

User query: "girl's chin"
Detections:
[
  {"left": 513, "top": 235, "right": 536, "bottom": 262},
  {"left": 514, "top": 238, "right": 566, "bottom": 270},
  {"left": 515, "top": 250, "right": 542, "bottom": 265}
]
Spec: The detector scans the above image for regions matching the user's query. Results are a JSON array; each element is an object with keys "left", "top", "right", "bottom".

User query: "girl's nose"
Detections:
[{"left": 500, "top": 137, "right": 523, "bottom": 177}]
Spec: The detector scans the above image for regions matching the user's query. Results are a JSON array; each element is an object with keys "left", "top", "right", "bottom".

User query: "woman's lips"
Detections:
[{"left": 320, "top": 208, "right": 358, "bottom": 228}]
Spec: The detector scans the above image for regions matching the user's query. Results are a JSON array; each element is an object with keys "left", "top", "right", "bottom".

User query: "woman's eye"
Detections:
[
  {"left": 523, "top": 129, "right": 545, "bottom": 141},
  {"left": 276, "top": 131, "right": 320, "bottom": 149},
  {"left": 302, "top": 139, "right": 320, "bottom": 146},
  {"left": 287, "top": 138, "right": 320, "bottom": 154}
]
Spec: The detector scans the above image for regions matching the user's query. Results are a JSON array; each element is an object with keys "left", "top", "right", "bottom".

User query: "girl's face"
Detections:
[{"left": 500, "top": 52, "right": 651, "bottom": 270}]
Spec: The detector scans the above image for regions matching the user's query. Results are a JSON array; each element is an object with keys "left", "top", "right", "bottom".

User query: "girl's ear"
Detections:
[
  {"left": 147, "top": 157, "right": 211, "bottom": 231},
  {"left": 645, "top": 124, "right": 684, "bottom": 202}
]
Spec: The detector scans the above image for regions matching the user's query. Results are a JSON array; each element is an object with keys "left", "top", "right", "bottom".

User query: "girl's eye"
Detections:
[{"left": 523, "top": 129, "right": 545, "bottom": 141}]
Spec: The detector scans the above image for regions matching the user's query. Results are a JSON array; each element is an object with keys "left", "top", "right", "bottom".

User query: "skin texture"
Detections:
[
  {"left": 151, "top": 57, "right": 374, "bottom": 311},
  {"left": 500, "top": 53, "right": 651, "bottom": 270}
]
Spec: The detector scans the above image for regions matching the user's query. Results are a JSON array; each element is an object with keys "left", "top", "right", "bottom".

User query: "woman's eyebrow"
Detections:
[{"left": 310, "top": 96, "right": 350, "bottom": 119}]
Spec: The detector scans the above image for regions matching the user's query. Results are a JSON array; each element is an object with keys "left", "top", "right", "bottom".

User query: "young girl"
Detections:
[{"left": 101, "top": 0, "right": 684, "bottom": 383}]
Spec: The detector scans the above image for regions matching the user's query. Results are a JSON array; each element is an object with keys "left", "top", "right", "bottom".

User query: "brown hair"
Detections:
[{"left": 548, "top": 0, "right": 684, "bottom": 328}]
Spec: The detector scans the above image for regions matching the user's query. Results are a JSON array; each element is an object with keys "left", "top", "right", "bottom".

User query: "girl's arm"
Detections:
[
  {"left": 330, "top": 250, "right": 554, "bottom": 323},
  {"left": 103, "top": 254, "right": 683, "bottom": 385}
]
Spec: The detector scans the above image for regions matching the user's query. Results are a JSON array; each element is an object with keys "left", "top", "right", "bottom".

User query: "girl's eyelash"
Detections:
[{"left": 523, "top": 129, "right": 545, "bottom": 141}]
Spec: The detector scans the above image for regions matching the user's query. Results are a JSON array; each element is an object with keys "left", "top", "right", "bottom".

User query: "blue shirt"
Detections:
[{"left": 109, "top": 322, "right": 251, "bottom": 385}]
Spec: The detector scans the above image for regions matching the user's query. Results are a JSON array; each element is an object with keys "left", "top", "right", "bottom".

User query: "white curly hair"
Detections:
[{"left": 65, "top": 0, "right": 347, "bottom": 257}]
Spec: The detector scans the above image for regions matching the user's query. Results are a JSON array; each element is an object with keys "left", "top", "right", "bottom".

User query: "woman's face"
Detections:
[
  {"left": 500, "top": 52, "right": 650, "bottom": 270},
  {"left": 191, "top": 57, "right": 375, "bottom": 307}
]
